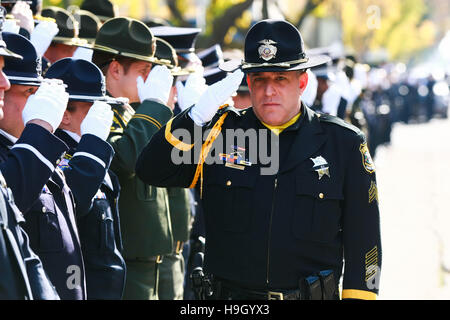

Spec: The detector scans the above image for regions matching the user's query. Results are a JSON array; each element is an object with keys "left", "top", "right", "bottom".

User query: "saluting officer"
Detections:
[
  {"left": 0, "top": 16, "right": 60, "bottom": 300},
  {"left": 1, "top": 32, "right": 86, "bottom": 300},
  {"left": 136, "top": 19, "right": 382, "bottom": 300},
  {"left": 45, "top": 58, "right": 126, "bottom": 300},
  {"left": 90, "top": 17, "right": 175, "bottom": 300}
]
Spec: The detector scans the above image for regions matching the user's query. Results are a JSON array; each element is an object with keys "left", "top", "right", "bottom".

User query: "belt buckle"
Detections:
[{"left": 268, "top": 291, "right": 284, "bottom": 300}]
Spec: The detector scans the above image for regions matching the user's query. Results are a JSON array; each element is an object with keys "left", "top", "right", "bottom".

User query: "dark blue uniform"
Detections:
[
  {"left": 136, "top": 104, "right": 382, "bottom": 300},
  {"left": 0, "top": 125, "right": 86, "bottom": 300},
  {"left": 55, "top": 129, "right": 126, "bottom": 300},
  {"left": 0, "top": 124, "right": 68, "bottom": 300}
]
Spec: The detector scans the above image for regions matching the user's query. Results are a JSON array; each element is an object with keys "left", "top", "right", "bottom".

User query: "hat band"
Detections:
[
  {"left": 69, "top": 94, "right": 105, "bottom": 101},
  {"left": 7, "top": 75, "right": 43, "bottom": 83},
  {"left": 242, "top": 57, "right": 309, "bottom": 70}
]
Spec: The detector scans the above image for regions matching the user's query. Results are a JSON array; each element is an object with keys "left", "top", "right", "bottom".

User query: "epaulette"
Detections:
[
  {"left": 316, "top": 112, "right": 362, "bottom": 136},
  {"left": 110, "top": 104, "right": 135, "bottom": 133}
]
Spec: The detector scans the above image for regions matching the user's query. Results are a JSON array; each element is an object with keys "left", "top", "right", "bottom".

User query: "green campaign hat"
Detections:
[
  {"left": 93, "top": 17, "right": 157, "bottom": 63},
  {"left": 153, "top": 37, "right": 189, "bottom": 76},
  {"left": 41, "top": 6, "right": 88, "bottom": 47}
]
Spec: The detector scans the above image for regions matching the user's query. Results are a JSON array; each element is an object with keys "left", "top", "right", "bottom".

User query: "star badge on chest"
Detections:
[{"left": 310, "top": 156, "right": 330, "bottom": 180}]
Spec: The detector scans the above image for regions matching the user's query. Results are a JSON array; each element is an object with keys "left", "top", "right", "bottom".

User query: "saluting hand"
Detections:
[
  {"left": 176, "top": 67, "right": 208, "bottom": 112},
  {"left": 136, "top": 65, "right": 173, "bottom": 106},
  {"left": 22, "top": 79, "right": 69, "bottom": 133},
  {"left": 30, "top": 20, "right": 59, "bottom": 58},
  {"left": 80, "top": 101, "right": 114, "bottom": 141},
  {"left": 190, "top": 69, "right": 244, "bottom": 126}
]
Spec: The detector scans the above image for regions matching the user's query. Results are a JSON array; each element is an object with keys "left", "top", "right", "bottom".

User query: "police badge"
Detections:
[
  {"left": 258, "top": 39, "right": 277, "bottom": 61},
  {"left": 310, "top": 156, "right": 330, "bottom": 180}
]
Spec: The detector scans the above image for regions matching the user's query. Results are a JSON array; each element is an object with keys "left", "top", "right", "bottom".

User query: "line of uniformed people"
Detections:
[{"left": 0, "top": 0, "right": 207, "bottom": 300}]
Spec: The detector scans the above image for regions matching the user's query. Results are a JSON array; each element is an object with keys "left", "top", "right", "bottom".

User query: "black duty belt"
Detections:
[{"left": 211, "top": 270, "right": 338, "bottom": 300}]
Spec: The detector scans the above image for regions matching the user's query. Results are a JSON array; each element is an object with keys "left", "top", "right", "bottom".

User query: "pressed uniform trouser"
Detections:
[
  {"left": 123, "top": 260, "right": 160, "bottom": 300},
  {"left": 158, "top": 252, "right": 185, "bottom": 300}
]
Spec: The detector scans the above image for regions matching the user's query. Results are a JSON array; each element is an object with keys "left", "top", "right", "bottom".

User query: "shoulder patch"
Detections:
[{"left": 359, "top": 142, "right": 375, "bottom": 174}]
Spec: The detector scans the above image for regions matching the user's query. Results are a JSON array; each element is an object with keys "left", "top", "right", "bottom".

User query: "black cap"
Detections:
[
  {"left": 71, "top": 9, "right": 101, "bottom": 45},
  {"left": 198, "top": 44, "right": 224, "bottom": 69},
  {"left": 204, "top": 67, "right": 227, "bottom": 86},
  {"left": 45, "top": 58, "right": 106, "bottom": 102},
  {"left": 220, "top": 19, "right": 330, "bottom": 73},
  {"left": 3, "top": 32, "right": 41, "bottom": 85},
  {"left": 41, "top": 6, "right": 87, "bottom": 46},
  {"left": 150, "top": 26, "right": 201, "bottom": 67}
]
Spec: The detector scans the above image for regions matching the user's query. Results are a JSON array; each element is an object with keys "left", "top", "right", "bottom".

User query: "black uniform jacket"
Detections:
[
  {"left": 136, "top": 104, "right": 382, "bottom": 300},
  {"left": 0, "top": 125, "right": 85, "bottom": 300},
  {"left": 55, "top": 129, "right": 126, "bottom": 300},
  {"left": 0, "top": 124, "right": 68, "bottom": 299}
]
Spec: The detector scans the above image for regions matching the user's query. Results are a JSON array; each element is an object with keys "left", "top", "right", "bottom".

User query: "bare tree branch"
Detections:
[
  {"left": 295, "top": 0, "right": 327, "bottom": 28},
  {"left": 206, "top": 0, "right": 254, "bottom": 47}
]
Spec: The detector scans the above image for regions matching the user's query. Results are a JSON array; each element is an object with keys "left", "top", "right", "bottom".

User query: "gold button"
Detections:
[
  {"left": 226, "top": 180, "right": 232, "bottom": 186},
  {"left": 319, "top": 193, "right": 324, "bottom": 199}
]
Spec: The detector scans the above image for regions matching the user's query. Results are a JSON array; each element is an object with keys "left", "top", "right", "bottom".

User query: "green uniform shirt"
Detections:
[{"left": 108, "top": 99, "right": 174, "bottom": 258}]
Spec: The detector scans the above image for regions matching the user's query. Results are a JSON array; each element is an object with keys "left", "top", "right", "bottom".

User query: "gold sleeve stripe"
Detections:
[
  {"left": 165, "top": 117, "right": 194, "bottom": 151},
  {"left": 342, "top": 289, "right": 377, "bottom": 300},
  {"left": 113, "top": 110, "right": 127, "bottom": 126},
  {"left": 132, "top": 114, "right": 162, "bottom": 129}
]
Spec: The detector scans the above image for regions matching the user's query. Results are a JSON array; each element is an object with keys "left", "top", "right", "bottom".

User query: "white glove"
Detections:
[
  {"left": 11, "top": 1, "right": 34, "bottom": 34},
  {"left": 80, "top": 101, "right": 114, "bottom": 141},
  {"left": 176, "top": 69, "right": 208, "bottom": 111},
  {"left": 72, "top": 47, "right": 93, "bottom": 62},
  {"left": 30, "top": 20, "right": 59, "bottom": 57},
  {"left": 136, "top": 65, "right": 173, "bottom": 104},
  {"left": 3, "top": 19, "right": 20, "bottom": 34},
  {"left": 189, "top": 69, "right": 244, "bottom": 126},
  {"left": 22, "top": 79, "right": 69, "bottom": 132},
  {"left": 302, "top": 69, "right": 318, "bottom": 107}
]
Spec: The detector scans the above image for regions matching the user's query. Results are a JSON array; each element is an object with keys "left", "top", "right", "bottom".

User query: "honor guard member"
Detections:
[
  {"left": 136, "top": 19, "right": 382, "bottom": 300},
  {"left": 152, "top": 37, "right": 192, "bottom": 300},
  {"left": 40, "top": 6, "right": 87, "bottom": 64},
  {"left": 1, "top": 32, "right": 86, "bottom": 300},
  {"left": 80, "top": 0, "right": 118, "bottom": 23},
  {"left": 45, "top": 58, "right": 126, "bottom": 300},
  {"left": 0, "top": 15, "right": 60, "bottom": 300},
  {"left": 90, "top": 17, "right": 175, "bottom": 300}
]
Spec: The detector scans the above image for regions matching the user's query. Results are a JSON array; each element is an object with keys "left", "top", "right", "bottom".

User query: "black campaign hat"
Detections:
[
  {"left": 3, "top": 32, "right": 42, "bottom": 85},
  {"left": 80, "top": 0, "right": 117, "bottom": 22},
  {"left": 220, "top": 19, "right": 330, "bottom": 73},
  {"left": 71, "top": 9, "right": 101, "bottom": 45},
  {"left": 41, "top": 6, "right": 87, "bottom": 47},
  {"left": 45, "top": 57, "right": 106, "bottom": 102}
]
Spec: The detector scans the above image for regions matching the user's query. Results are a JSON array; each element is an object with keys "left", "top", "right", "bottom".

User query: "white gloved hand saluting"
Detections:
[
  {"left": 11, "top": 1, "right": 34, "bottom": 35},
  {"left": 137, "top": 65, "right": 173, "bottom": 105},
  {"left": 22, "top": 79, "right": 69, "bottom": 132},
  {"left": 189, "top": 69, "right": 244, "bottom": 126},
  {"left": 30, "top": 20, "right": 59, "bottom": 57},
  {"left": 176, "top": 68, "right": 208, "bottom": 111},
  {"left": 80, "top": 100, "right": 114, "bottom": 141}
]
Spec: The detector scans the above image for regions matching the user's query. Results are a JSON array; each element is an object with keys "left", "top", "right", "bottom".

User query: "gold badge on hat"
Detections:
[
  {"left": 310, "top": 156, "right": 330, "bottom": 180},
  {"left": 258, "top": 39, "right": 277, "bottom": 61}
]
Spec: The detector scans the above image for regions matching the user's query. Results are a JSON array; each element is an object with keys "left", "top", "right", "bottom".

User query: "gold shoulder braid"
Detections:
[{"left": 189, "top": 105, "right": 229, "bottom": 198}]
